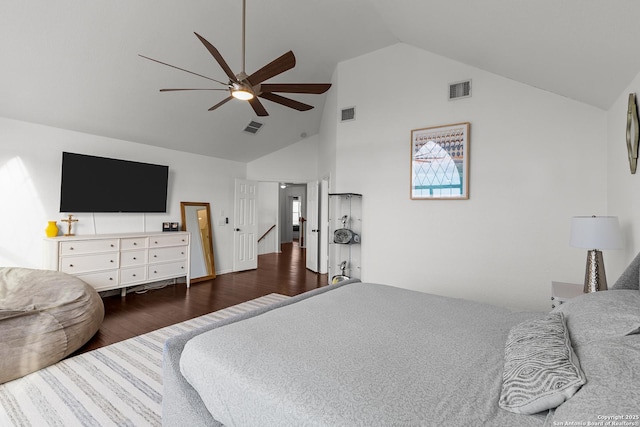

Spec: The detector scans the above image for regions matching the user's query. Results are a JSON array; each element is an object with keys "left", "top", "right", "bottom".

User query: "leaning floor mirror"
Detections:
[{"left": 180, "top": 202, "right": 216, "bottom": 282}]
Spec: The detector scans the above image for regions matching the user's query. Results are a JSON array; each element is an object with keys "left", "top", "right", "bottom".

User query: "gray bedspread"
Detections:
[{"left": 179, "top": 282, "right": 547, "bottom": 426}]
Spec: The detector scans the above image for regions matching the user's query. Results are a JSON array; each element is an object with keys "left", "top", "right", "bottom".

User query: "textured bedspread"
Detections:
[{"left": 180, "top": 282, "right": 548, "bottom": 426}]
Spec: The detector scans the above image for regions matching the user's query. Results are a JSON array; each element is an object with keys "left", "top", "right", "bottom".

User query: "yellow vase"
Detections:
[{"left": 45, "top": 221, "right": 59, "bottom": 237}]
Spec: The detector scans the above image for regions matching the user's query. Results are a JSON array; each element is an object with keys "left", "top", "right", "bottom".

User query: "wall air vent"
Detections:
[
  {"left": 243, "top": 121, "right": 263, "bottom": 134},
  {"left": 341, "top": 107, "right": 356, "bottom": 122},
  {"left": 449, "top": 80, "right": 472, "bottom": 100}
]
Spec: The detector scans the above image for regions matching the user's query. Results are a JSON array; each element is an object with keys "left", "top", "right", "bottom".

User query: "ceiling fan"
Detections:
[{"left": 139, "top": 0, "right": 331, "bottom": 117}]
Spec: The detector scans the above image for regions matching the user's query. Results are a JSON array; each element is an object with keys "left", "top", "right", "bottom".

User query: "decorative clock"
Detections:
[{"left": 333, "top": 228, "right": 360, "bottom": 244}]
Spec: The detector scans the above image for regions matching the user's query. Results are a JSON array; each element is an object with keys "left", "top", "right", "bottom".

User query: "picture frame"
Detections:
[
  {"left": 410, "top": 122, "right": 470, "bottom": 200},
  {"left": 163, "top": 222, "right": 180, "bottom": 232}
]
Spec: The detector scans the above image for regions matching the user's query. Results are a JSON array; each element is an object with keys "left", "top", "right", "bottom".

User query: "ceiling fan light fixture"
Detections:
[
  {"left": 231, "top": 88, "right": 254, "bottom": 100},
  {"left": 230, "top": 82, "right": 254, "bottom": 100}
]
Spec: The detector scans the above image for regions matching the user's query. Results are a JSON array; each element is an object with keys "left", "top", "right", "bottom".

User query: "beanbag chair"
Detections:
[{"left": 0, "top": 267, "right": 104, "bottom": 384}]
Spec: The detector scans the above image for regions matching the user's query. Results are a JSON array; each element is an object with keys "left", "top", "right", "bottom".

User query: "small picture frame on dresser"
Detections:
[
  {"left": 162, "top": 222, "right": 171, "bottom": 232},
  {"left": 170, "top": 222, "right": 179, "bottom": 231}
]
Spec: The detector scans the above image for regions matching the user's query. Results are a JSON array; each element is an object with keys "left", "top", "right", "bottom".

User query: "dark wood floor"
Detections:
[{"left": 75, "top": 242, "right": 327, "bottom": 355}]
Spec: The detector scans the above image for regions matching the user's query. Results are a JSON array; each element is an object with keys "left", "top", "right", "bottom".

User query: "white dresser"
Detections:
[{"left": 43, "top": 232, "right": 191, "bottom": 296}]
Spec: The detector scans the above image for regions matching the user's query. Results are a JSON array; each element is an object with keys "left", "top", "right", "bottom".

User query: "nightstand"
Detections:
[{"left": 551, "top": 281, "right": 583, "bottom": 309}]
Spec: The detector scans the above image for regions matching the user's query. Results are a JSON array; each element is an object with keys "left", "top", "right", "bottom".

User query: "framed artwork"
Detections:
[{"left": 410, "top": 122, "right": 470, "bottom": 200}]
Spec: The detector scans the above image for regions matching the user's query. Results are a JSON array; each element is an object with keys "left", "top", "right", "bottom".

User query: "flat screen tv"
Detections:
[{"left": 59, "top": 152, "right": 169, "bottom": 213}]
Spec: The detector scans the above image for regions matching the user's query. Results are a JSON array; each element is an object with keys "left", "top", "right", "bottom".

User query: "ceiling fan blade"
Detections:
[
  {"left": 194, "top": 32, "right": 238, "bottom": 82},
  {"left": 160, "top": 88, "right": 229, "bottom": 92},
  {"left": 247, "top": 51, "right": 296, "bottom": 86},
  {"left": 208, "top": 96, "right": 233, "bottom": 111},
  {"left": 260, "top": 83, "right": 331, "bottom": 94},
  {"left": 139, "top": 54, "right": 227, "bottom": 86},
  {"left": 259, "top": 92, "right": 313, "bottom": 111},
  {"left": 248, "top": 97, "right": 269, "bottom": 116}
]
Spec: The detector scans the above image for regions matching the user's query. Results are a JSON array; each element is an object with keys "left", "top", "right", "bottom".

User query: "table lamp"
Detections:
[{"left": 570, "top": 215, "right": 623, "bottom": 293}]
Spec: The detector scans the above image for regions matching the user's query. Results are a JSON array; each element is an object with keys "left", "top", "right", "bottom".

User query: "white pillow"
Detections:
[{"left": 499, "top": 312, "right": 585, "bottom": 414}]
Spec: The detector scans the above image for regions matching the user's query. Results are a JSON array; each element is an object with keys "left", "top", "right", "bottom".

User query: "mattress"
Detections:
[{"left": 179, "top": 282, "right": 547, "bottom": 426}]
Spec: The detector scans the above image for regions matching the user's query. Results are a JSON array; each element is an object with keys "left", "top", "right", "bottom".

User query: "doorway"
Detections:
[
  {"left": 279, "top": 183, "right": 306, "bottom": 246},
  {"left": 291, "top": 196, "right": 302, "bottom": 243},
  {"left": 255, "top": 180, "right": 328, "bottom": 276}
]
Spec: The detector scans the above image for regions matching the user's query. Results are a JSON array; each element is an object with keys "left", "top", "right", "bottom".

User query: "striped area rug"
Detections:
[{"left": 0, "top": 293, "right": 289, "bottom": 427}]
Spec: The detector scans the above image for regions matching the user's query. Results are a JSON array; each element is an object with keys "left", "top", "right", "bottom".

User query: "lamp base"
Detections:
[{"left": 583, "top": 249, "right": 608, "bottom": 293}]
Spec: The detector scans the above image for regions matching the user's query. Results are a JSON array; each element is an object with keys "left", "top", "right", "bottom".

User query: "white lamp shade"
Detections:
[{"left": 570, "top": 216, "right": 623, "bottom": 250}]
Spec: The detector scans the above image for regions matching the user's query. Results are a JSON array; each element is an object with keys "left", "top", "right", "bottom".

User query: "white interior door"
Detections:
[
  {"left": 306, "top": 180, "right": 319, "bottom": 272},
  {"left": 233, "top": 179, "right": 258, "bottom": 272}
]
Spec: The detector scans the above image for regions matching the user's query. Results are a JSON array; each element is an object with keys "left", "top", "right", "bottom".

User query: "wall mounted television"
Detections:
[{"left": 59, "top": 152, "right": 169, "bottom": 213}]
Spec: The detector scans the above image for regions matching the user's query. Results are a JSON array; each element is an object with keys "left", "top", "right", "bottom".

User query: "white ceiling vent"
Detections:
[
  {"left": 243, "top": 120, "right": 263, "bottom": 134},
  {"left": 449, "top": 80, "right": 471, "bottom": 100},
  {"left": 341, "top": 106, "right": 356, "bottom": 122}
]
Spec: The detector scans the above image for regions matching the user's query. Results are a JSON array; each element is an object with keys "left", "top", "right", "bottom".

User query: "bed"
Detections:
[{"left": 163, "top": 258, "right": 640, "bottom": 426}]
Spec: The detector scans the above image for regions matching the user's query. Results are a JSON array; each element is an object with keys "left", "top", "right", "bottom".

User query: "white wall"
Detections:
[
  {"left": 606, "top": 70, "right": 640, "bottom": 277},
  {"left": 247, "top": 135, "right": 319, "bottom": 183},
  {"left": 0, "top": 117, "right": 245, "bottom": 273},
  {"left": 257, "top": 181, "right": 279, "bottom": 255},
  {"left": 317, "top": 67, "right": 339, "bottom": 186},
  {"left": 323, "top": 43, "right": 607, "bottom": 311}
]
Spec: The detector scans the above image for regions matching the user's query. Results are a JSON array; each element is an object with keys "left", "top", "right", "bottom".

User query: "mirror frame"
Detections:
[{"left": 180, "top": 202, "right": 216, "bottom": 283}]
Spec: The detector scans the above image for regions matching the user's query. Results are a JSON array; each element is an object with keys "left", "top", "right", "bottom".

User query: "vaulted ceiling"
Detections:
[{"left": 2, "top": 1, "right": 640, "bottom": 162}]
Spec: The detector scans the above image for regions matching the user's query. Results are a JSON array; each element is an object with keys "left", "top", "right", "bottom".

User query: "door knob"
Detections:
[{"left": 234, "top": 228, "right": 241, "bottom": 231}]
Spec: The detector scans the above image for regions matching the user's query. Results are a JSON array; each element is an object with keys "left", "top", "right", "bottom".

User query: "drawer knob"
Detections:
[
  {"left": 110, "top": 244, "right": 114, "bottom": 248},
  {"left": 110, "top": 260, "right": 114, "bottom": 263},
  {"left": 181, "top": 252, "right": 184, "bottom": 255},
  {"left": 133, "top": 242, "right": 137, "bottom": 246},
  {"left": 154, "top": 255, "right": 157, "bottom": 258},
  {"left": 154, "top": 241, "right": 158, "bottom": 244},
  {"left": 132, "top": 274, "right": 136, "bottom": 277},
  {"left": 69, "top": 264, "right": 74, "bottom": 268},
  {"left": 109, "top": 277, "right": 113, "bottom": 281},
  {"left": 153, "top": 270, "right": 157, "bottom": 274},
  {"left": 69, "top": 247, "right": 74, "bottom": 251},
  {"left": 133, "top": 257, "right": 137, "bottom": 260}
]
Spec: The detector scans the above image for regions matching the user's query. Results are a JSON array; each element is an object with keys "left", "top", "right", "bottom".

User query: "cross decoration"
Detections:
[{"left": 61, "top": 214, "right": 78, "bottom": 236}]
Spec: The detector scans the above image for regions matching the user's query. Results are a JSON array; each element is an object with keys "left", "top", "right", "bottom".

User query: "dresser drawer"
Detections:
[
  {"left": 60, "top": 253, "right": 119, "bottom": 274},
  {"left": 120, "top": 250, "right": 147, "bottom": 267},
  {"left": 77, "top": 270, "right": 119, "bottom": 291},
  {"left": 150, "top": 234, "right": 189, "bottom": 248},
  {"left": 149, "top": 246, "right": 187, "bottom": 263},
  {"left": 121, "top": 237, "right": 148, "bottom": 250},
  {"left": 148, "top": 260, "right": 187, "bottom": 280},
  {"left": 60, "top": 239, "right": 119, "bottom": 255},
  {"left": 120, "top": 266, "right": 147, "bottom": 285}
]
